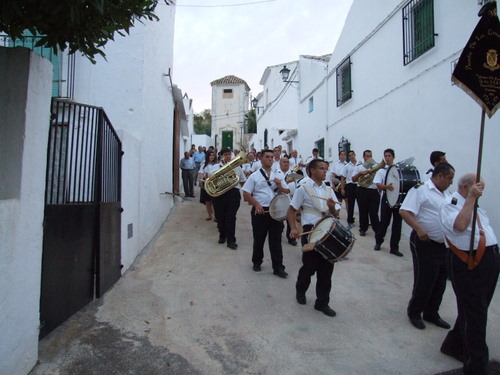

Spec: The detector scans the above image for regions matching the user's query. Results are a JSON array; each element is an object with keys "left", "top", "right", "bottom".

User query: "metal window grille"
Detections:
[
  {"left": 336, "top": 56, "right": 352, "bottom": 107},
  {"left": 402, "top": 0, "right": 435, "bottom": 65}
]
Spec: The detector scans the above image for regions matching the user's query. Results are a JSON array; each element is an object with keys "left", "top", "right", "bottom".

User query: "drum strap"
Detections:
[
  {"left": 259, "top": 168, "right": 278, "bottom": 193},
  {"left": 302, "top": 184, "right": 332, "bottom": 216}
]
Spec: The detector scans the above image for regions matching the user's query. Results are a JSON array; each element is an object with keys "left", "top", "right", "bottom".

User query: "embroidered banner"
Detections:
[{"left": 452, "top": 2, "right": 500, "bottom": 118}]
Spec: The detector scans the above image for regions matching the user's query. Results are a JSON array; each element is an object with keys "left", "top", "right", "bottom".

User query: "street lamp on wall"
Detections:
[
  {"left": 279, "top": 65, "right": 299, "bottom": 83},
  {"left": 251, "top": 97, "right": 263, "bottom": 114}
]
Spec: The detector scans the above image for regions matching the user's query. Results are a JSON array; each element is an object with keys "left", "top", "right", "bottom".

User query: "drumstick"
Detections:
[
  {"left": 298, "top": 229, "right": 320, "bottom": 236},
  {"left": 311, "top": 195, "right": 340, "bottom": 205}
]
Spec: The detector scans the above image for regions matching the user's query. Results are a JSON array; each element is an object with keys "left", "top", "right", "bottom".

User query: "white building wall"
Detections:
[
  {"left": 325, "top": 0, "right": 500, "bottom": 231},
  {"left": 211, "top": 83, "right": 249, "bottom": 150},
  {"left": 253, "top": 62, "right": 300, "bottom": 151},
  {"left": 297, "top": 56, "right": 331, "bottom": 160},
  {"left": 0, "top": 48, "right": 52, "bottom": 375},
  {"left": 70, "top": 5, "right": 177, "bottom": 271}
]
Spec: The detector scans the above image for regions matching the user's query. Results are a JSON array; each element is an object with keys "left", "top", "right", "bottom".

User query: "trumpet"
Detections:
[
  {"left": 286, "top": 164, "right": 303, "bottom": 183},
  {"left": 357, "top": 159, "right": 386, "bottom": 188}
]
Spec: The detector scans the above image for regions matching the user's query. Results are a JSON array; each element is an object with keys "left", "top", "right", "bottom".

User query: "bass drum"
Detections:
[
  {"left": 308, "top": 217, "right": 354, "bottom": 263},
  {"left": 385, "top": 164, "right": 421, "bottom": 208},
  {"left": 269, "top": 194, "right": 291, "bottom": 221}
]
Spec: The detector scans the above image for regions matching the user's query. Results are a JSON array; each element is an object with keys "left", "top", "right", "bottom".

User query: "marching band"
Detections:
[{"left": 189, "top": 144, "right": 498, "bottom": 373}]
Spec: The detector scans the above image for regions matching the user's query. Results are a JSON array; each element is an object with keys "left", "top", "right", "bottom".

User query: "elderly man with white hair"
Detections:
[{"left": 439, "top": 173, "right": 499, "bottom": 375}]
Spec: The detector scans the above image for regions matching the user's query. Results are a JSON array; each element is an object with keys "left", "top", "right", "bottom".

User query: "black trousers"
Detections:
[
  {"left": 375, "top": 195, "right": 402, "bottom": 250},
  {"left": 251, "top": 207, "right": 285, "bottom": 272},
  {"left": 356, "top": 187, "right": 379, "bottom": 233},
  {"left": 181, "top": 169, "right": 194, "bottom": 196},
  {"left": 345, "top": 183, "right": 357, "bottom": 224},
  {"left": 212, "top": 188, "right": 241, "bottom": 244},
  {"left": 407, "top": 231, "right": 448, "bottom": 319},
  {"left": 296, "top": 224, "right": 334, "bottom": 308},
  {"left": 441, "top": 245, "right": 499, "bottom": 375}
]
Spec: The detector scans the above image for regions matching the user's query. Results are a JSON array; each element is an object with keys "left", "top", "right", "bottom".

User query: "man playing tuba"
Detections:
[
  {"left": 352, "top": 150, "right": 381, "bottom": 237},
  {"left": 211, "top": 148, "right": 247, "bottom": 250}
]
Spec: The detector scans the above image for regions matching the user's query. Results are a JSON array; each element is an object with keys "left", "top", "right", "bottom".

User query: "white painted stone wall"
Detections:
[
  {"left": 211, "top": 83, "right": 249, "bottom": 150},
  {"left": 68, "top": 4, "right": 177, "bottom": 271},
  {"left": 252, "top": 62, "right": 300, "bottom": 151},
  {"left": 0, "top": 48, "right": 52, "bottom": 375},
  {"left": 297, "top": 56, "right": 331, "bottom": 160},
  {"left": 325, "top": 0, "right": 500, "bottom": 231}
]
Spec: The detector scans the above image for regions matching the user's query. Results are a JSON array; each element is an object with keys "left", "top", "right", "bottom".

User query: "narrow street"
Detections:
[{"left": 30, "top": 196, "right": 499, "bottom": 375}]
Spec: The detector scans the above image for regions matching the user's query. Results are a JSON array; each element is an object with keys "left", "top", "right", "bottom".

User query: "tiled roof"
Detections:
[{"left": 210, "top": 75, "right": 250, "bottom": 90}]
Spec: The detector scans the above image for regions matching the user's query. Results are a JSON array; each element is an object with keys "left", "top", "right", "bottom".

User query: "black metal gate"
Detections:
[{"left": 40, "top": 99, "right": 122, "bottom": 339}]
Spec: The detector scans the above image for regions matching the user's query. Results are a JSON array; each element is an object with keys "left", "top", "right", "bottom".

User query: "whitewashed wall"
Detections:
[
  {"left": 211, "top": 83, "right": 249, "bottom": 150},
  {"left": 0, "top": 48, "right": 52, "bottom": 375},
  {"left": 70, "top": 5, "right": 177, "bottom": 271},
  {"left": 297, "top": 56, "right": 331, "bottom": 160},
  {"left": 325, "top": 0, "right": 500, "bottom": 230},
  {"left": 253, "top": 62, "right": 300, "bottom": 151}
]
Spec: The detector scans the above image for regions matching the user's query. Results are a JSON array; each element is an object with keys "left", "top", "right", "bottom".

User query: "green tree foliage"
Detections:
[
  {"left": 0, "top": 0, "right": 173, "bottom": 63},
  {"left": 245, "top": 109, "right": 257, "bottom": 134},
  {"left": 194, "top": 109, "right": 211, "bottom": 136}
]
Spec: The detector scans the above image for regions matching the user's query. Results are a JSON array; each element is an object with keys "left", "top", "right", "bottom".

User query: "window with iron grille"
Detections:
[
  {"left": 402, "top": 0, "right": 435, "bottom": 65},
  {"left": 336, "top": 56, "right": 352, "bottom": 107}
]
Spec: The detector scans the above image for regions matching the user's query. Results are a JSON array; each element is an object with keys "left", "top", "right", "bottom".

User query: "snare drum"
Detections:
[
  {"left": 269, "top": 194, "right": 291, "bottom": 221},
  {"left": 308, "top": 217, "right": 354, "bottom": 263},
  {"left": 385, "top": 164, "right": 421, "bottom": 208}
]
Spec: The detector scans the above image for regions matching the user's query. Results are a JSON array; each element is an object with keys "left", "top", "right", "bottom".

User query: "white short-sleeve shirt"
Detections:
[
  {"left": 400, "top": 179, "right": 450, "bottom": 242},
  {"left": 440, "top": 191, "right": 497, "bottom": 250},
  {"left": 242, "top": 168, "right": 289, "bottom": 206},
  {"left": 290, "top": 179, "right": 336, "bottom": 226}
]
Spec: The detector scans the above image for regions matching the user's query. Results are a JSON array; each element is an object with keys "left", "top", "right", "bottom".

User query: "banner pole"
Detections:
[{"left": 468, "top": 109, "right": 486, "bottom": 253}]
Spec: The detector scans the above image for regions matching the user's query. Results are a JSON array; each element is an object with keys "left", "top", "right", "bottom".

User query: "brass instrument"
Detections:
[
  {"left": 285, "top": 164, "right": 303, "bottom": 183},
  {"left": 358, "top": 159, "right": 386, "bottom": 188},
  {"left": 205, "top": 151, "right": 248, "bottom": 197}
]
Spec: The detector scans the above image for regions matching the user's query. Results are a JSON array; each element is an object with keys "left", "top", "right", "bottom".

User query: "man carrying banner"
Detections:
[{"left": 439, "top": 173, "right": 499, "bottom": 375}]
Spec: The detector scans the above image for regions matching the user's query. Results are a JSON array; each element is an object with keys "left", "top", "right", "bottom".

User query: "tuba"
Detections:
[
  {"left": 358, "top": 159, "right": 386, "bottom": 188},
  {"left": 205, "top": 151, "right": 248, "bottom": 197}
]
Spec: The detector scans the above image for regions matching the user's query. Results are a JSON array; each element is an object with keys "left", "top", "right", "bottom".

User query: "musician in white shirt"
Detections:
[
  {"left": 242, "top": 149, "right": 289, "bottom": 278},
  {"left": 287, "top": 159, "right": 339, "bottom": 317},
  {"left": 341, "top": 150, "right": 361, "bottom": 228},
  {"left": 373, "top": 149, "right": 403, "bottom": 257},
  {"left": 399, "top": 162, "right": 455, "bottom": 331}
]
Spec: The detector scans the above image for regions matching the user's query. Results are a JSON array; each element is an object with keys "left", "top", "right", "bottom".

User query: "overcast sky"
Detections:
[{"left": 173, "top": 0, "right": 353, "bottom": 113}]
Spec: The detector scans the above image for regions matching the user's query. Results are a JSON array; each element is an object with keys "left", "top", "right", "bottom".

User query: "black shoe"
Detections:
[
  {"left": 390, "top": 249, "right": 404, "bottom": 257},
  {"left": 374, "top": 243, "right": 381, "bottom": 251},
  {"left": 252, "top": 264, "right": 261, "bottom": 272},
  {"left": 359, "top": 230, "right": 366, "bottom": 237},
  {"left": 218, "top": 237, "right": 226, "bottom": 244},
  {"left": 423, "top": 317, "right": 451, "bottom": 329},
  {"left": 273, "top": 269, "right": 288, "bottom": 278},
  {"left": 227, "top": 243, "right": 238, "bottom": 250},
  {"left": 314, "top": 305, "right": 336, "bottom": 317},
  {"left": 288, "top": 239, "right": 298, "bottom": 246},
  {"left": 296, "top": 292, "right": 306, "bottom": 305},
  {"left": 409, "top": 317, "right": 425, "bottom": 329}
]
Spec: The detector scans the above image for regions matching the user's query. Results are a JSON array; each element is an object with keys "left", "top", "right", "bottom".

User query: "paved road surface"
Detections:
[{"left": 30, "top": 196, "right": 499, "bottom": 375}]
